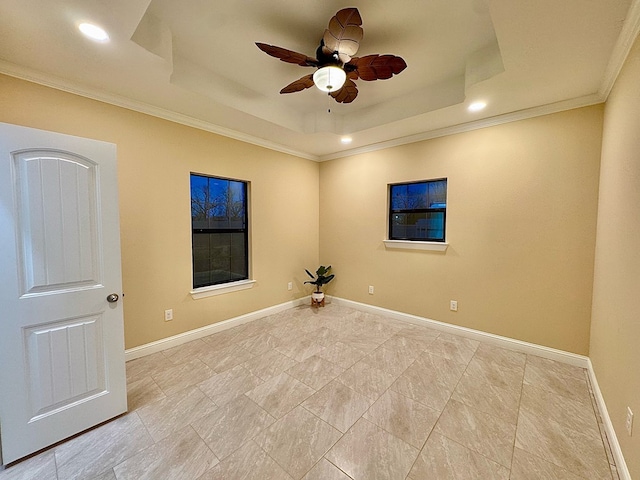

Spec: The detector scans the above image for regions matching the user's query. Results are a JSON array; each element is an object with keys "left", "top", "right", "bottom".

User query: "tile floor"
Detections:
[{"left": 0, "top": 303, "right": 620, "bottom": 480}]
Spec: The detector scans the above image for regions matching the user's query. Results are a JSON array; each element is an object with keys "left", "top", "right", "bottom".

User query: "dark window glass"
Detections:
[
  {"left": 389, "top": 179, "right": 447, "bottom": 242},
  {"left": 191, "top": 174, "right": 248, "bottom": 288}
]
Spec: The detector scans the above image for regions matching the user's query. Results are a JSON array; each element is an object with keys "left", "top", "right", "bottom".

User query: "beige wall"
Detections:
[
  {"left": 590, "top": 36, "right": 640, "bottom": 477},
  {"left": 320, "top": 106, "right": 603, "bottom": 355},
  {"left": 0, "top": 74, "right": 319, "bottom": 349},
  {"left": 0, "top": 75, "right": 607, "bottom": 356}
]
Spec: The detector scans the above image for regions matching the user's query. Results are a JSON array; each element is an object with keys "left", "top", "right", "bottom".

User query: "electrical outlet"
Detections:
[
  {"left": 287, "top": 282, "right": 293, "bottom": 291},
  {"left": 368, "top": 285, "right": 374, "bottom": 295},
  {"left": 164, "top": 309, "right": 173, "bottom": 321},
  {"left": 450, "top": 300, "right": 458, "bottom": 311},
  {"left": 626, "top": 407, "right": 634, "bottom": 436}
]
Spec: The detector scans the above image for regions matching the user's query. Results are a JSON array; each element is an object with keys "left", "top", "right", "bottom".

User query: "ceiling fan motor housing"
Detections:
[{"left": 315, "top": 43, "right": 343, "bottom": 67}]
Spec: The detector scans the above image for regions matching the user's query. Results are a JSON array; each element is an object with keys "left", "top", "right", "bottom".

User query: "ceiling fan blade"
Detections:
[
  {"left": 256, "top": 42, "right": 318, "bottom": 67},
  {"left": 280, "top": 74, "right": 315, "bottom": 94},
  {"left": 330, "top": 78, "right": 358, "bottom": 103},
  {"left": 322, "top": 8, "right": 363, "bottom": 64},
  {"left": 350, "top": 54, "right": 407, "bottom": 81}
]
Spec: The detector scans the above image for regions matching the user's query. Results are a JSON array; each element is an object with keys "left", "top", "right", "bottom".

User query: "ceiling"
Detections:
[{"left": 0, "top": 0, "right": 638, "bottom": 160}]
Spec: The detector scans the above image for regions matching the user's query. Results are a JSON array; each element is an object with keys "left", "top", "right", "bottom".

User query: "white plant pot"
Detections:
[{"left": 311, "top": 292, "right": 325, "bottom": 301}]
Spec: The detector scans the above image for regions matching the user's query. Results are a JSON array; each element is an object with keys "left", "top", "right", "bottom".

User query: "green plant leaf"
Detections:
[{"left": 305, "top": 265, "right": 334, "bottom": 292}]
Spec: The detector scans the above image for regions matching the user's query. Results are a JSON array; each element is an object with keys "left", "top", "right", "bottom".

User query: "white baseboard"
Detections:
[
  {"left": 330, "top": 297, "right": 590, "bottom": 368},
  {"left": 586, "top": 359, "right": 631, "bottom": 480},
  {"left": 124, "top": 297, "right": 309, "bottom": 361},
  {"left": 125, "top": 295, "right": 588, "bottom": 367}
]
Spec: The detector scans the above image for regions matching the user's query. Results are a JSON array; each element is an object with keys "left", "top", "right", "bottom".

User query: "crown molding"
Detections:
[
  {"left": 4, "top": 7, "right": 636, "bottom": 168},
  {"left": 0, "top": 60, "right": 319, "bottom": 162},
  {"left": 318, "top": 93, "right": 604, "bottom": 162},
  {"left": 599, "top": 0, "right": 640, "bottom": 99}
]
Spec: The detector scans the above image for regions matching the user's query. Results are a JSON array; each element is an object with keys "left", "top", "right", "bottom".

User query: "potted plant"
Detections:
[{"left": 304, "top": 265, "right": 335, "bottom": 305}]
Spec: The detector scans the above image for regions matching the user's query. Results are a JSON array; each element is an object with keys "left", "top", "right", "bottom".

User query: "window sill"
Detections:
[
  {"left": 383, "top": 240, "right": 449, "bottom": 252},
  {"left": 190, "top": 279, "right": 256, "bottom": 299}
]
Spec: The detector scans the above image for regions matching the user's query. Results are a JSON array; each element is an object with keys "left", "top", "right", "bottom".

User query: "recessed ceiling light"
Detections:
[
  {"left": 468, "top": 101, "right": 487, "bottom": 112},
  {"left": 341, "top": 136, "right": 352, "bottom": 144},
  {"left": 78, "top": 23, "right": 110, "bottom": 42}
]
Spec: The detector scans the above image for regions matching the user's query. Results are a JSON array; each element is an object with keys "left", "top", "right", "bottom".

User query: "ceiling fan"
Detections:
[{"left": 256, "top": 7, "right": 407, "bottom": 103}]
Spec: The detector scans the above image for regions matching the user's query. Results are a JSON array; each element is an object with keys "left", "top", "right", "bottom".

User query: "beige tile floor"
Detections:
[{"left": 0, "top": 303, "right": 620, "bottom": 480}]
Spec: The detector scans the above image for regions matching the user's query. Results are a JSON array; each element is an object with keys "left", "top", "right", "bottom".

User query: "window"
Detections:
[
  {"left": 389, "top": 179, "right": 447, "bottom": 242},
  {"left": 191, "top": 173, "right": 248, "bottom": 289}
]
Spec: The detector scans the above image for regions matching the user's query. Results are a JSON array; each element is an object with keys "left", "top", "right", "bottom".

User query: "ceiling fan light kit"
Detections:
[
  {"left": 256, "top": 8, "right": 406, "bottom": 103},
  {"left": 313, "top": 66, "right": 347, "bottom": 92}
]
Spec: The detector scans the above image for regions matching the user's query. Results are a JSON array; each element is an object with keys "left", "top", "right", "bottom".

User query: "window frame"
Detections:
[
  {"left": 189, "top": 172, "right": 251, "bottom": 295},
  {"left": 387, "top": 178, "right": 448, "bottom": 243}
]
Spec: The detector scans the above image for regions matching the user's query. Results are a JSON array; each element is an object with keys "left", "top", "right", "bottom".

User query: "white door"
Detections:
[{"left": 0, "top": 122, "right": 127, "bottom": 465}]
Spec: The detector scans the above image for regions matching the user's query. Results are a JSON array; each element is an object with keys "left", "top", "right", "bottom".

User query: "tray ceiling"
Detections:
[{"left": 0, "top": 0, "right": 637, "bottom": 159}]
